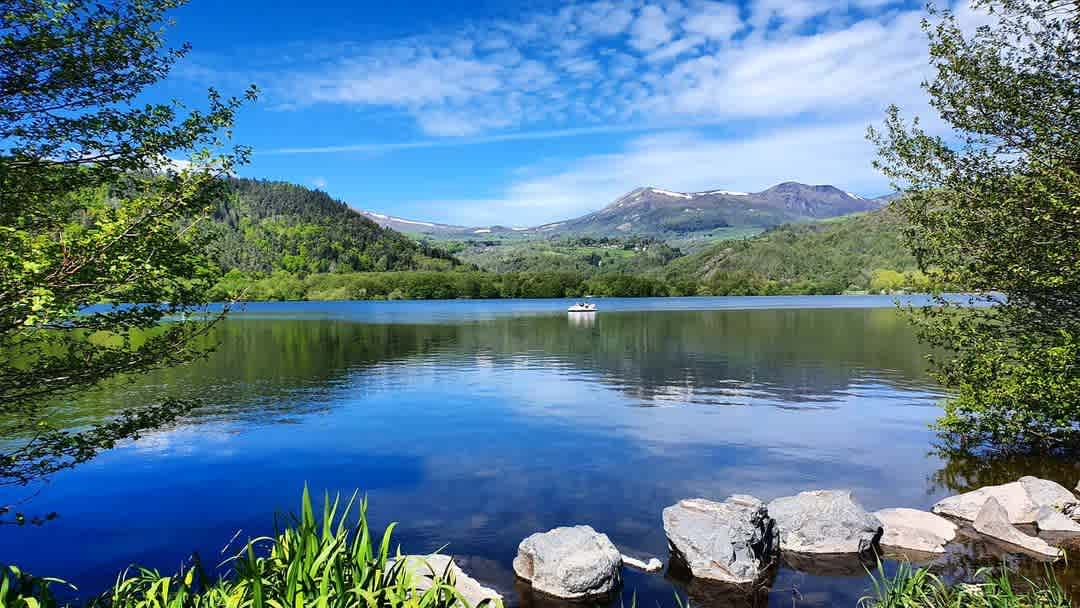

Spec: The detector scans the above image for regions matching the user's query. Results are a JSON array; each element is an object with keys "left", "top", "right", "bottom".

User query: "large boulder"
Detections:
[
  {"left": 662, "top": 495, "right": 778, "bottom": 584},
  {"left": 972, "top": 498, "right": 1061, "bottom": 560},
  {"left": 874, "top": 508, "right": 958, "bottom": 554},
  {"left": 933, "top": 477, "right": 1078, "bottom": 524},
  {"left": 395, "top": 555, "right": 503, "bottom": 607},
  {"left": 513, "top": 526, "right": 622, "bottom": 599},
  {"left": 767, "top": 490, "right": 882, "bottom": 554}
]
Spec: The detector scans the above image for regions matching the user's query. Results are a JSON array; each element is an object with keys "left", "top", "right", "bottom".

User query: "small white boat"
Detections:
[{"left": 567, "top": 302, "right": 597, "bottom": 312}]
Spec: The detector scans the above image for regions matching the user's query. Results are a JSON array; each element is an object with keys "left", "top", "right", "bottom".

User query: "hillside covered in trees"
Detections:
[
  {"left": 205, "top": 179, "right": 459, "bottom": 274},
  {"left": 446, "top": 235, "right": 686, "bottom": 276},
  {"left": 660, "top": 207, "right": 936, "bottom": 295}
]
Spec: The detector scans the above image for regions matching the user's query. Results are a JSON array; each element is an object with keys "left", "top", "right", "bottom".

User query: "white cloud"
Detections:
[
  {"left": 683, "top": 2, "right": 743, "bottom": 40},
  {"left": 311, "top": 176, "right": 328, "bottom": 189},
  {"left": 302, "top": 56, "right": 503, "bottom": 106},
  {"left": 236, "top": 0, "right": 951, "bottom": 140},
  {"left": 629, "top": 4, "right": 676, "bottom": 51}
]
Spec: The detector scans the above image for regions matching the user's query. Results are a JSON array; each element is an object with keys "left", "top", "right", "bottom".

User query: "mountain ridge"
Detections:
[{"left": 359, "top": 182, "right": 892, "bottom": 239}]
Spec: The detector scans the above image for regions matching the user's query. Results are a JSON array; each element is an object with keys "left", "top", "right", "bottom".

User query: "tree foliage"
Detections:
[
  {"left": 0, "top": 0, "right": 255, "bottom": 485},
  {"left": 662, "top": 208, "right": 938, "bottom": 295},
  {"left": 869, "top": 0, "right": 1080, "bottom": 449},
  {"left": 206, "top": 179, "right": 458, "bottom": 276},
  {"left": 450, "top": 235, "right": 683, "bottom": 277},
  {"left": 209, "top": 269, "right": 674, "bottom": 301}
]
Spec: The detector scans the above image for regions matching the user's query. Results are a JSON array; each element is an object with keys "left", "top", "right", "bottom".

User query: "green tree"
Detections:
[
  {"left": 0, "top": 0, "right": 255, "bottom": 486},
  {"left": 869, "top": 0, "right": 1079, "bottom": 449}
]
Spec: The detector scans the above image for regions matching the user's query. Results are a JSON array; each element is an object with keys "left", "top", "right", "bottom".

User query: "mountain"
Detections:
[
  {"left": 661, "top": 206, "right": 929, "bottom": 294},
  {"left": 533, "top": 183, "right": 886, "bottom": 237},
  {"left": 205, "top": 178, "right": 459, "bottom": 274},
  {"left": 358, "top": 182, "right": 890, "bottom": 239}
]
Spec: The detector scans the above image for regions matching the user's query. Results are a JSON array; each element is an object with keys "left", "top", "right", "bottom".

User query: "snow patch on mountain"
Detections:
[
  {"left": 362, "top": 211, "right": 437, "bottom": 228},
  {"left": 647, "top": 188, "right": 692, "bottom": 199},
  {"left": 695, "top": 189, "right": 749, "bottom": 196}
]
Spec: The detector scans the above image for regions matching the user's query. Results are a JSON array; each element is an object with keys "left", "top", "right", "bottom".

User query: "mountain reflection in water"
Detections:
[{"left": 0, "top": 298, "right": 1075, "bottom": 607}]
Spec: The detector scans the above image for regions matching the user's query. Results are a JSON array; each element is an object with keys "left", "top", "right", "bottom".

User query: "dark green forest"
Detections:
[{"left": 205, "top": 178, "right": 459, "bottom": 274}]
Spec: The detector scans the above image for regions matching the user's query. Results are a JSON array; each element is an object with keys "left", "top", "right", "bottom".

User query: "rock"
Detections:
[
  {"left": 396, "top": 555, "right": 503, "bottom": 607},
  {"left": 1035, "top": 506, "right": 1080, "bottom": 534},
  {"left": 874, "top": 508, "right": 958, "bottom": 554},
  {"left": 767, "top": 490, "right": 882, "bottom": 554},
  {"left": 1019, "top": 477, "right": 1077, "bottom": 513},
  {"left": 513, "top": 525, "right": 622, "bottom": 599},
  {"left": 932, "top": 477, "right": 1078, "bottom": 524},
  {"left": 933, "top": 482, "right": 1036, "bottom": 524},
  {"left": 972, "top": 498, "right": 1061, "bottom": 559},
  {"left": 662, "top": 495, "right": 778, "bottom": 584},
  {"left": 621, "top": 554, "right": 663, "bottom": 573}
]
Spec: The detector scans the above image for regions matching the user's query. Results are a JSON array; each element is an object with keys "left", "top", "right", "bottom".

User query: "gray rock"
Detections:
[
  {"left": 662, "top": 495, "right": 778, "bottom": 584},
  {"left": 933, "top": 477, "right": 1078, "bottom": 524},
  {"left": 933, "top": 482, "right": 1036, "bottom": 523},
  {"left": 874, "top": 508, "right": 957, "bottom": 554},
  {"left": 1019, "top": 477, "right": 1078, "bottom": 513},
  {"left": 513, "top": 526, "right": 622, "bottom": 599},
  {"left": 1035, "top": 506, "right": 1080, "bottom": 534},
  {"left": 621, "top": 555, "right": 663, "bottom": 573},
  {"left": 972, "top": 498, "right": 1062, "bottom": 560},
  {"left": 395, "top": 555, "right": 503, "bottom": 607},
  {"left": 768, "top": 490, "right": 882, "bottom": 554}
]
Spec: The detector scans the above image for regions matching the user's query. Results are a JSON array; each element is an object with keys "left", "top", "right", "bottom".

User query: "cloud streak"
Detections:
[{"left": 267, "top": 123, "right": 683, "bottom": 155}]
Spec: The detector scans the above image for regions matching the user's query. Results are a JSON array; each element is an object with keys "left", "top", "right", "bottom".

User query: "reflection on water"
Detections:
[
  {"left": 567, "top": 311, "right": 596, "bottom": 328},
  {"left": 0, "top": 298, "right": 1076, "bottom": 607}
]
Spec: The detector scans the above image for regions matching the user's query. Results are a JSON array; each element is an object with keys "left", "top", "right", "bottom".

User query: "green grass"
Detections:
[
  {"left": 861, "top": 561, "right": 1071, "bottom": 608},
  {"left": 1, "top": 487, "right": 498, "bottom": 608}
]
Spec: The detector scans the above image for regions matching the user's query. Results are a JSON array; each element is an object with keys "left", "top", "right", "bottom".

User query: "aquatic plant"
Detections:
[
  {"left": 0, "top": 487, "right": 496, "bottom": 608},
  {"left": 861, "top": 561, "right": 1071, "bottom": 608}
]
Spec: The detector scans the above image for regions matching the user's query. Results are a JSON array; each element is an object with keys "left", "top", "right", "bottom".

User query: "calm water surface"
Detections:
[{"left": 2, "top": 296, "right": 1076, "bottom": 607}]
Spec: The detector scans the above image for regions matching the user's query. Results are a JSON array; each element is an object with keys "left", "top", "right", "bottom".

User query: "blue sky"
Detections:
[{"left": 158, "top": 0, "right": 986, "bottom": 226}]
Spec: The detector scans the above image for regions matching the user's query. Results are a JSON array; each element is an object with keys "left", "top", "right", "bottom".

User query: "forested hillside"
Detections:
[
  {"left": 448, "top": 236, "right": 685, "bottom": 276},
  {"left": 205, "top": 179, "right": 458, "bottom": 274},
  {"left": 662, "top": 207, "right": 937, "bottom": 294}
]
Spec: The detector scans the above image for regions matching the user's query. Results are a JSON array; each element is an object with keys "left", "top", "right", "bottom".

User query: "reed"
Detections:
[
  {"left": 861, "top": 561, "right": 1070, "bottom": 608},
  {"left": 1, "top": 487, "right": 496, "bottom": 608}
]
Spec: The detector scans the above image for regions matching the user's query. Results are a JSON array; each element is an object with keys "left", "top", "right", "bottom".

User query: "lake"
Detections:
[{"left": 1, "top": 296, "right": 1076, "bottom": 607}]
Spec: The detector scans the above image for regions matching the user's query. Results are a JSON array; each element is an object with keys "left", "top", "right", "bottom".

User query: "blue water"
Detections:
[{"left": 1, "top": 297, "right": 1074, "bottom": 607}]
